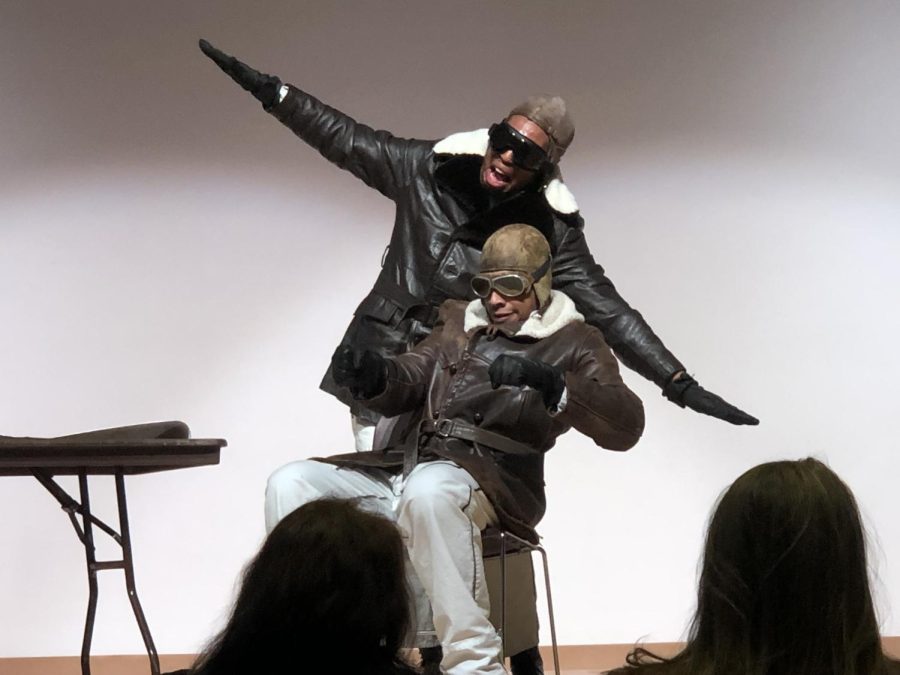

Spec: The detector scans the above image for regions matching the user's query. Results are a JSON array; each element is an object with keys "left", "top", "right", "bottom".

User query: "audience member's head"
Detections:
[
  {"left": 612, "top": 458, "right": 898, "bottom": 675},
  {"left": 192, "top": 498, "right": 417, "bottom": 675}
]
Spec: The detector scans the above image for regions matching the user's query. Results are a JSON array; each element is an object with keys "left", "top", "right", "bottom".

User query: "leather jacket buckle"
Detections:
[{"left": 435, "top": 418, "right": 454, "bottom": 438}]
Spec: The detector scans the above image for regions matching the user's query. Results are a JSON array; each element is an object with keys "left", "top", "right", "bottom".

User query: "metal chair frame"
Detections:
[{"left": 494, "top": 530, "right": 560, "bottom": 675}]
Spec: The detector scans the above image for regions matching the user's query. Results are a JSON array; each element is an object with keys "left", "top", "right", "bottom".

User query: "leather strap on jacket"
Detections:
[
  {"left": 403, "top": 417, "right": 535, "bottom": 478},
  {"left": 420, "top": 418, "right": 536, "bottom": 456}
]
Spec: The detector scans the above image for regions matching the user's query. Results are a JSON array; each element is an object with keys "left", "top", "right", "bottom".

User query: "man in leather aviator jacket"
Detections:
[{"left": 264, "top": 224, "right": 645, "bottom": 675}]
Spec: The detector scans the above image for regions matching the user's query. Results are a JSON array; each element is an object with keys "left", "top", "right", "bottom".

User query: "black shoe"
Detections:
[{"left": 510, "top": 646, "right": 544, "bottom": 675}]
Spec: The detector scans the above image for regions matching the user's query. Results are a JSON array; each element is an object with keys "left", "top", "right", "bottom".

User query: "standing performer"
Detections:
[
  {"left": 265, "top": 224, "right": 646, "bottom": 675},
  {"left": 198, "top": 39, "right": 757, "bottom": 674},
  {"left": 197, "top": 39, "right": 758, "bottom": 443}
]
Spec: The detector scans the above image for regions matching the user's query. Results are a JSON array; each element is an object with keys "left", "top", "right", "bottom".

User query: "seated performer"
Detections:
[
  {"left": 265, "top": 224, "right": 645, "bottom": 675},
  {"left": 607, "top": 458, "right": 900, "bottom": 675},
  {"left": 187, "top": 498, "right": 418, "bottom": 675}
]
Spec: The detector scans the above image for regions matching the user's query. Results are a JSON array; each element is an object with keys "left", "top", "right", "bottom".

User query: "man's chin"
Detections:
[{"left": 489, "top": 314, "right": 525, "bottom": 330}]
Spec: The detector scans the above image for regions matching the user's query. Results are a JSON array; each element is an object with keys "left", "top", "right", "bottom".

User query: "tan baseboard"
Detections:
[
  {"left": 0, "top": 654, "right": 194, "bottom": 675},
  {"left": 2, "top": 638, "right": 898, "bottom": 675},
  {"left": 537, "top": 637, "right": 900, "bottom": 672},
  {"left": 537, "top": 643, "right": 682, "bottom": 673}
]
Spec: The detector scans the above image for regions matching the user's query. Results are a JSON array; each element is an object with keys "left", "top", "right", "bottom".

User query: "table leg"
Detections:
[
  {"left": 34, "top": 470, "right": 163, "bottom": 674},
  {"left": 78, "top": 472, "right": 98, "bottom": 675},
  {"left": 115, "top": 471, "right": 160, "bottom": 675}
]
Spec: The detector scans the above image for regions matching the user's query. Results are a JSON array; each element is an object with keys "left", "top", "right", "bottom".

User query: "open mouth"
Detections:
[{"left": 484, "top": 163, "right": 512, "bottom": 188}]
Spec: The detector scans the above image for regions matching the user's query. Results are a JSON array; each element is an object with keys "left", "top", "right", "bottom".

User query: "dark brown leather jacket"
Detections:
[
  {"left": 323, "top": 297, "right": 645, "bottom": 542},
  {"left": 269, "top": 87, "right": 682, "bottom": 422}
]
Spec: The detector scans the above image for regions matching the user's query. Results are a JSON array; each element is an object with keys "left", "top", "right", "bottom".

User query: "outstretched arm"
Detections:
[
  {"left": 199, "top": 39, "right": 282, "bottom": 109},
  {"left": 661, "top": 372, "right": 757, "bottom": 425},
  {"left": 198, "top": 39, "right": 432, "bottom": 200},
  {"left": 554, "top": 224, "right": 758, "bottom": 425}
]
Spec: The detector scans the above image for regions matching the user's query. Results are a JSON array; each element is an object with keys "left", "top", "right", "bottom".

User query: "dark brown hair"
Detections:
[
  {"left": 612, "top": 458, "right": 897, "bottom": 675},
  {"left": 192, "top": 498, "right": 417, "bottom": 675}
]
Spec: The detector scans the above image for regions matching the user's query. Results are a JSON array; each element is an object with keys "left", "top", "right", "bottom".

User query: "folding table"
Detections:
[{"left": 0, "top": 421, "right": 225, "bottom": 675}]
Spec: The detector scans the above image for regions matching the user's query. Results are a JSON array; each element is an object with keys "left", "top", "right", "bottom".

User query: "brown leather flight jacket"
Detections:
[
  {"left": 323, "top": 299, "right": 645, "bottom": 543},
  {"left": 269, "top": 86, "right": 682, "bottom": 424}
]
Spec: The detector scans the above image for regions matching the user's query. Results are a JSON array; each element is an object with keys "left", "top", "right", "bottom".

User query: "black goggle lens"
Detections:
[{"left": 488, "top": 122, "right": 549, "bottom": 171}]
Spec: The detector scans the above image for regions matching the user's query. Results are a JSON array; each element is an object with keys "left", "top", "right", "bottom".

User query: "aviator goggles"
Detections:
[
  {"left": 470, "top": 256, "right": 552, "bottom": 299},
  {"left": 487, "top": 121, "right": 552, "bottom": 172}
]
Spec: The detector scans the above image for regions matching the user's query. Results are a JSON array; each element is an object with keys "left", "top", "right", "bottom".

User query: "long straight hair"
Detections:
[
  {"left": 616, "top": 458, "right": 896, "bottom": 675},
  {"left": 192, "top": 498, "right": 417, "bottom": 675}
]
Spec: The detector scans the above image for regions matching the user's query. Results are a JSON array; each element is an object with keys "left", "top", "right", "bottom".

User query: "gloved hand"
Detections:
[
  {"left": 198, "top": 39, "right": 282, "bottom": 110},
  {"left": 331, "top": 345, "right": 388, "bottom": 400},
  {"left": 663, "top": 373, "right": 759, "bottom": 425},
  {"left": 489, "top": 354, "right": 565, "bottom": 409}
]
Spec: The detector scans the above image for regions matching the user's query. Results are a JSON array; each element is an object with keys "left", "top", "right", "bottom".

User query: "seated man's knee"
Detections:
[
  {"left": 399, "top": 467, "right": 469, "bottom": 523},
  {"left": 265, "top": 461, "right": 332, "bottom": 525},
  {"left": 266, "top": 462, "right": 307, "bottom": 500}
]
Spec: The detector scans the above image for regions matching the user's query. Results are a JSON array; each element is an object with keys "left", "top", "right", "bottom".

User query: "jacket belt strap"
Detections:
[{"left": 418, "top": 418, "right": 536, "bottom": 457}]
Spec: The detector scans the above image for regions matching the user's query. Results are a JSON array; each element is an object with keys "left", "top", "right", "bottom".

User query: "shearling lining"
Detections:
[{"left": 464, "top": 290, "right": 584, "bottom": 338}]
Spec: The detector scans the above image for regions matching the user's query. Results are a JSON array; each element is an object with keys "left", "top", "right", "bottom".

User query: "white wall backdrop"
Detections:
[{"left": 1, "top": 0, "right": 899, "bottom": 657}]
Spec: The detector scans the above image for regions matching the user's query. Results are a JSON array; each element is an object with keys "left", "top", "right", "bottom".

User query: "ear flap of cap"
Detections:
[{"left": 534, "top": 272, "right": 552, "bottom": 309}]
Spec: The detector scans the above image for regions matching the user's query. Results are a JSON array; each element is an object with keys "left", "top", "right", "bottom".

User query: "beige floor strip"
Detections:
[{"left": 0, "top": 654, "right": 194, "bottom": 675}]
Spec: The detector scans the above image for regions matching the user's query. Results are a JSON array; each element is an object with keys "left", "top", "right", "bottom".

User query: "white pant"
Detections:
[
  {"left": 351, "top": 414, "right": 376, "bottom": 452},
  {"left": 265, "top": 458, "right": 507, "bottom": 675}
]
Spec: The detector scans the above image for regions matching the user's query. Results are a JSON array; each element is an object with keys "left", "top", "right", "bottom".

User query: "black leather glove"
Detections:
[
  {"left": 199, "top": 39, "right": 282, "bottom": 110},
  {"left": 489, "top": 354, "right": 565, "bottom": 409},
  {"left": 663, "top": 373, "right": 759, "bottom": 425},
  {"left": 331, "top": 346, "right": 388, "bottom": 400}
]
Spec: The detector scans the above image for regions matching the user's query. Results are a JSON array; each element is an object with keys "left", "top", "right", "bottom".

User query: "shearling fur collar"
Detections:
[
  {"left": 433, "top": 129, "right": 579, "bottom": 215},
  {"left": 463, "top": 290, "right": 584, "bottom": 339}
]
